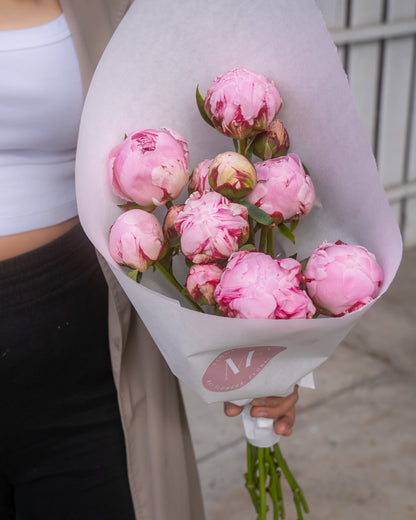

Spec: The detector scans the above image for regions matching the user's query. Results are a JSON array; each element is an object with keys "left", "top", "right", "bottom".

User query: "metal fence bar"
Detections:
[
  {"left": 331, "top": 19, "right": 416, "bottom": 44},
  {"left": 318, "top": 0, "right": 416, "bottom": 246}
]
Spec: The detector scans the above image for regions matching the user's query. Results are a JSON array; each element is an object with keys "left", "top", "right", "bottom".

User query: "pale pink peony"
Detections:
[
  {"left": 214, "top": 250, "right": 316, "bottom": 319},
  {"left": 174, "top": 191, "right": 249, "bottom": 264},
  {"left": 204, "top": 67, "right": 282, "bottom": 140},
  {"left": 252, "top": 118, "right": 290, "bottom": 160},
  {"left": 162, "top": 204, "right": 184, "bottom": 243},
  {"left": 304, "top": 241, "right": 384, "bottom": 316},
  {"left": 108, "top": 128, "right": 190, "bottom": 210},
  {"left": 188, "top": 159, "right": 213, "bottom": 195},
  {"left": 109, "top": 209, "right": 166, "bottom": 272},
  {"left": 208, "top": 151, "right": 257, "bottom": 200},
  {"left": 246, "top": 153, "right": 315, "bottom": 224},
  {"left": 186, "top": 263, "right": 224, "bottom": 305}
]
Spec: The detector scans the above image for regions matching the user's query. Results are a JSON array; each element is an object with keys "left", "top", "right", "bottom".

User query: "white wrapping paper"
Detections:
[{"left": 75, "top": 0, "right": 402, "bottom": 432}]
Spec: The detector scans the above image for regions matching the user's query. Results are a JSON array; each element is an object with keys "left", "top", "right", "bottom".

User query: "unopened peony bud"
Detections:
[
  {"left": 214, "top": 251, "right": 316, "bottom": 319},
  {"left": 204, "top": 67, "right": 282, "bottom": 140},
  {"left": 186, "top": 263, "right": 224, "bottom": 305},
  {"left": 304, "top": 241, "right": 384, "bottom": 316},
  {"left": 162, "top": 204, "right": 185, "bottom": 243},
  {"left": 252, "top": 118, "right": 290, "bottom": 160},
  {"left": 208, "top": 152, "right": 257, "bottom": 200},
  {"left": 188, "top": 159, "right": 212, "bottom": 195},
  {"left": 109, "top": 209, "right": 166, "bottom": 272},
  {"left": 174, "top": 191, "right": 249, "bottom": 264},
  {"left": 108, "top": 127, "right": 190, "bottom": 210},
  {"left": 246, "top": 153, "right": 315, "bottom": 224}
]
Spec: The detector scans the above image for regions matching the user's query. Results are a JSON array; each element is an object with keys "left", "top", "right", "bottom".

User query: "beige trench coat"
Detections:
[{"left": 60, "top": 2, "right": 206, "bottom": 518}]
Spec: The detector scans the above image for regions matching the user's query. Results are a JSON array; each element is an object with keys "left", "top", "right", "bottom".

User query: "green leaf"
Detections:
[
  {"left": 196, "top": 85, "right": 215, "bottom": 128},
  {"left": 128, "top": 269, "right": 142, "bottom": 283},
  {"left": 168, "top": 236, "right": 181, "bottom": 249},
  {"left": 185, "top": 257, "right": 194, "bottom": 269},
  {"left": 299, "top": 257, "right": 308, "bottom": 271},
  {"left": 117, "top": 202, "right": 153, "bottom": 212},
  {"left": 244, "top": 136, "right": 256, "bottom": 161},
  {"left": 290, "top": 220, "right": 299, "bottom": 232},
  {"left": 239, "top": 243, "right": 257, "bottom": 252},
  {"left": 240, "top": 199, "right": 274, "bottom": 226},
  {"left": 277, "top": 223, "right": 296, "bottom": 244},
  {"left": 302, "top": 162, "right": 311, "bottom": 176}
]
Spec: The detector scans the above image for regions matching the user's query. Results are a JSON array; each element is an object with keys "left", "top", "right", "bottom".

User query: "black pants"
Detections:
[{"left": 0, "top": 225, "right": 135, "bottom": 520}]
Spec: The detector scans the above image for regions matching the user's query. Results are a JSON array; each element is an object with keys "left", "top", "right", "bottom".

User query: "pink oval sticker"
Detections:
[{"left": 202, "top": 346, "right": 286, "bottom": 392}]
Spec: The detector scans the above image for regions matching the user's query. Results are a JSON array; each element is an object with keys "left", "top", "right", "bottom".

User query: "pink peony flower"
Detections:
[
  {"left": 208, "top": 151, "right": 257, "bottom": 200},
  {"left": 304, "top": 241, "right": 384, "bottom": 316},
  {"left": 186, "top": 263, "right": 224, "bottom": 305},
  {"left": 162, "top": 204, "right": 185, "bottom": 243},
  {"left": 204, "top": 67, "right": 282, "bottom": 140},
  {"left": 252, "top": 118, "right": 290, "bottom": 160},
  {"left": 108, "top": 127, "right": 190, "bottom": 210},
  {"left": 109, "top": 209, "right": 166, "bottom": 272},
  {"left": 246, "top": 153, "right": 315, "bottom": 224},
  {"left": 174, "top": 191, "right": 249, "bottom": 264},
  {"left": 188, "top": 159, "right": 213, "bottom": 195},
  {"left": 214, "top": 250, "right": 316, "bottom": 319}
]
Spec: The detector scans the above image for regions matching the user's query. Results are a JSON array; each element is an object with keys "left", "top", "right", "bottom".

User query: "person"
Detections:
[{"left": 0, "top": 1, "right": 299, "bottom": 518}]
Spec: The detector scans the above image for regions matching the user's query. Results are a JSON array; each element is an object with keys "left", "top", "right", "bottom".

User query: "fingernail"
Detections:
[{"left": 251, "top": 398, "right": 266, "bottom": 406}]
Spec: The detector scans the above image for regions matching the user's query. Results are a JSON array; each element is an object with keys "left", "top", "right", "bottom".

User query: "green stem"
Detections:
[
  {"left": 258, "top": 448, "right": 268, "bottom": 519},
  {"left": 273, "top": 444, "right": 309, "bottom": 519},
  {"left": 265, "top": 449, "right": 279, "bottom": 520},
  {"left": 245, "top": 443, "right": 260, "bottom": 513},
  {"left": 259, "top": 226, "right": 268, "bottom": 253},
  {"left": 267, "top": 227, "right": 275, "bottom": 257},
  {"left": 248, "top": 216, "right": 256, "bottom": 245},
  {"left": 239, "top": 137, "right": 248, "bottom": 156},
  {"left": 268, "top": 449, "right": 285, "bottom": 519},
  {"left": 155, "top": 261, "right": 204, "bottom": 313}
]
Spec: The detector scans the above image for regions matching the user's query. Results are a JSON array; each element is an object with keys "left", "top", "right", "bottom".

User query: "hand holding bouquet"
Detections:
[{"left": 107, "top": 67, "right": 384, "bottom": 519}]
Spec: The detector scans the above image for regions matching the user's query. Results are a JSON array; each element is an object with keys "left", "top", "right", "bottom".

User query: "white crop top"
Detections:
[{"left": 0, "top": 14, "right": 83, "bottom": 235}]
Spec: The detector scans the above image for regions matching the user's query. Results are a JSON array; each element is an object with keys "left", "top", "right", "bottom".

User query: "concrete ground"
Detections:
[{"left": 181, "top": 246, "right": 416, "bottom": 520}]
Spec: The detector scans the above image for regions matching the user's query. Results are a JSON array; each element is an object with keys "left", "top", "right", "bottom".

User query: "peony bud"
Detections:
[
  {"left": 252, "top": 118, "right": 290, "bottom": 160},
  {"left": 188, "top": 159, "right": 213, "bottom": 195},
  {"left": 304, "top": 241, "right": 384, "bottom": 316},
  {"left": 208, "top": 151, "right": 257, "bottom": 200},
  {"left": 109, "top": 209, "right": 166, "bottom": 272},
  {"left": 174, "top": 191, "right": 249, "bottom": 264},
  {"left": 214, "top": 250, "right": 316, "bottom": 319},
  {"left": 186, "top": 263, "right": 224, "bottom": 305},
  {"left": 246, "top": 153, "right": 315, "bottom": 224},
  {"left": 108, "top": 127, "right": 190, "bottom": 210},
  {"left": 204, "top": 67, "right": 282, "bottom": 140},
  {"left": 162, "top": 204, "right": 185, "bottom": 244}
]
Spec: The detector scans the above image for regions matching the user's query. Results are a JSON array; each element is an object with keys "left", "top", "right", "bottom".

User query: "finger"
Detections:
[
  {"left": 274, "top": 407, "right": 296, "bottom": 436},
  {"left": 251, "top": 385, "right": 299, "bottom": 408},
  {"left": 223, "top": 401, "right": 244, "bottom": 417},
  {"left": 251, "top": 388, "right": 299, "bottom": 419}
]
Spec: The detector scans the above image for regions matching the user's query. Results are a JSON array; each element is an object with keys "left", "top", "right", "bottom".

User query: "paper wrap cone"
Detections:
[{"left": 75, "top": 0, "right": 402, "bottom": 444}]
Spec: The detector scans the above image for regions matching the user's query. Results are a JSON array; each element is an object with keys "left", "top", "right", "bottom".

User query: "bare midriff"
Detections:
[
  {"left": 0, "top": 1, "right": 81, "bottom": 261},
  {"left": 0, "top": 217, "right": 80, "bottom": 260}
]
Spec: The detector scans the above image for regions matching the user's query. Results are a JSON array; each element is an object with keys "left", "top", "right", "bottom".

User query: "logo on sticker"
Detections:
[{"left": 202, "top": 346, "right": 286, "bottom": 392}]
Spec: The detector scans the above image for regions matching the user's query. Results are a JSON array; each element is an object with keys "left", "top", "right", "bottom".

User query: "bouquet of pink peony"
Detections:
[
  {"left": 104, "top": 66, "right": 387, "bottom": 518},
  {"left": 75, "top": 1, "right": 402, "bottom": 519}
]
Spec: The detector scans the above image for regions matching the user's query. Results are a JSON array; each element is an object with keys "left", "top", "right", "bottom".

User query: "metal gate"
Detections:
[{"left": 316, "top": 0, "right": 416, "bottom": 247}]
